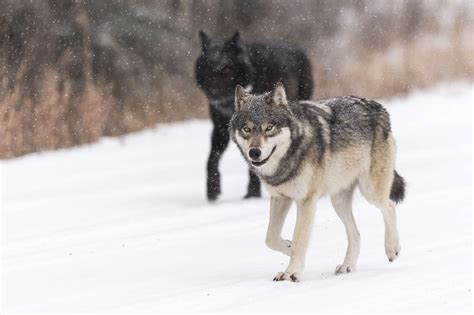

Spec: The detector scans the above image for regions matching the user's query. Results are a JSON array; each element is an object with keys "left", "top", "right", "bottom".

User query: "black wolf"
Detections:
[{"left": 195, "top": 31, "right": 313, "bottom": 201}]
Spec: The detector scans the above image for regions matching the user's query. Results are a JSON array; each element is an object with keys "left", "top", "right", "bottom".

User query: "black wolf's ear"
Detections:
[
  {"left": 270, "top": 82, "right": 288, "bottom": 106},
  {"left": 199, "top": 30, "right": 210, "bottom": 51},
  {"left": 225, "top": 31, "right": 244, "bottom": 53},
  {"left": 235, "top": 84, "right": 250, "bottom": 111}
]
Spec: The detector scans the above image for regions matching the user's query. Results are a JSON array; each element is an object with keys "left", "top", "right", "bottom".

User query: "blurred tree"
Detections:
[{"left": 0, "top": 0, "right": 472, "bottom": 158}]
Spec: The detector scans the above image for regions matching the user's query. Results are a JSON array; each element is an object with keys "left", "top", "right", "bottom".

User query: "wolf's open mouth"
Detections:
[{"left": 251, "top": 146, "right": 276, "bottom": 167}]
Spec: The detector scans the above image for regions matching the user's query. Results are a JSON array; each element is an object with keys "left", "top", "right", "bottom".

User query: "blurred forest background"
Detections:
[{"left": 0, "top": 0, "right": 473, "bottom": 158}]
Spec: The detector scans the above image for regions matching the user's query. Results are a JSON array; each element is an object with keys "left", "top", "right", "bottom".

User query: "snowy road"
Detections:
[{"left": 1, "top": 82, "right": 472, "bottom": 312}]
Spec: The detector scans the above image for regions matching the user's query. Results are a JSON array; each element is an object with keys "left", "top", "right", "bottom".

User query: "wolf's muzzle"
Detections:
[{"left": 251, "top": 146, "right": 276, "bottom": 167}]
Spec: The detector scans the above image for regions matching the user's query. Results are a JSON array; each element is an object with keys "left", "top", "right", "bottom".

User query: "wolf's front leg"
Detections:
[
  {"left": 265, "top": 196, "right": 293, "bottom": 255},
  {"left": 274, "top": 195, "right": 317, "bottom": 282}
]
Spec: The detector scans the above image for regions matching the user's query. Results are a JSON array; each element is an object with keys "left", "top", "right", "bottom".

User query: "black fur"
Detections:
[
  {"left": 195, "top": 31, "right": 314, "bottom": 201},
  {"left": 390, "top": 170, "right": 406, "bottom": 204}
]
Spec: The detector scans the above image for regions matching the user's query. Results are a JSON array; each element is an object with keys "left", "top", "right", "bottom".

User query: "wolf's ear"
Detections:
[
  {"left": 270, "top": 82, "right": 288, "bottom": 106},
  {"left": 199, "top": 30, "right": 210, "bottom": 51},
  {"left": 225, "top": 31, "right": 244, "bottom": 53},
  {"left": 235, "top": 84, "right": 250, "bottom": 111}
]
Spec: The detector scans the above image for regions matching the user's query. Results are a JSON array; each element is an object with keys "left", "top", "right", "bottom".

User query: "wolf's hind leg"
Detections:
[
  {"left": 331, "top": 185, "right": 360, "bottom": 274},
  {"left": 266, "top": 196, "right": 292, "bottom": 256},
  {"left": 245, "top": 169, "right": 261, "bottom": 198},
  {"left": 377, "top": 200, "right": 401, "bottom": 262},
  {"left": 206, "top": 124, "right": 229, "bottom": 201},
  {"left": 359, "top": 135, "right": 401, "bottom": 262},
  {"left": 360, "top": 178, "right": 401, "bottom": 262}
]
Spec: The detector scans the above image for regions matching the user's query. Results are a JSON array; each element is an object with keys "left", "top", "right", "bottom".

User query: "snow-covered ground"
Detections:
[{"left": 1, "top": 82, "right": 472, "bottom": 312}]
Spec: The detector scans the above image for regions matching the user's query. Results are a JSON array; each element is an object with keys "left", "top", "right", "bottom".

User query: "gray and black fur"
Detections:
[
  {"left": 195, "top": 30, "right": 313, "bottom": 201},
  {"left": 231, "top": 94, "right": 405, "bottom": 205},
  {"left": 230, "top": 83, "right": 405, "bottom": 281}
]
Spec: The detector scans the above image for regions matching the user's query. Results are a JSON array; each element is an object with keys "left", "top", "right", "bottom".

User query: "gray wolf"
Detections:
[
  {"left": 195, "top": 30, "right": 313, "bottom": 201},
  {"left": 230, "top": 82, "right": 405, "bottom": 282}
]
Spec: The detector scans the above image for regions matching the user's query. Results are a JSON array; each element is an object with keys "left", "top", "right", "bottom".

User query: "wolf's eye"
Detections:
[
  {"left": 266, "top": 125, "right": 274, "bottom": 132},
  {"left": 243, "top": 127, "right": 251, "bottom": 133}
]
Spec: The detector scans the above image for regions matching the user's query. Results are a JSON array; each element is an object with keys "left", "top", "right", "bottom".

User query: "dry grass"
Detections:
[
  {"left": 0, "top": 69, "right": 208, "bottom": 158},
  {"left": 315, "top": 27, "right": 474, "bottom": 99},
  {"left": 1, "top": 28, "right": 472, "bottom": 159},
  {"left": 0, "top": 69, "right": 110, "bottom": 158}
]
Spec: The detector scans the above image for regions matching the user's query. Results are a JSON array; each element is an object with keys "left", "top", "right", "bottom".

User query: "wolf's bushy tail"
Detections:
[
  {"left": 390, "top": 170, "right": 406, "bottom": 204},
  {"left": 297, "top": 54, "right": 314, "bottom": 100}
]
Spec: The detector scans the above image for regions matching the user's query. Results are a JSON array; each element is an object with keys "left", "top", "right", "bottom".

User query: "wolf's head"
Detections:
[
  {"left": 195, "top": 31, "right": 255, "bottom": 100},
  {"left": 230, "top": 82, "right": 294, "bottom": 175}
]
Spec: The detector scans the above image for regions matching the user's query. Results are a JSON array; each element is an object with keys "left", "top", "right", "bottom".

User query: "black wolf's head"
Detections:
[{"left": 195, "top": 31, "right": 255, "bottom": 100}]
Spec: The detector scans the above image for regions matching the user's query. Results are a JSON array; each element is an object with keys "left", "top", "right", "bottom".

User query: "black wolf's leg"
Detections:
[
  {"left": 207, "top": 124, "right": 229, "bottom": 201},
  {"left": 244, "top": 168, "right": 261, "bottom": 199}
]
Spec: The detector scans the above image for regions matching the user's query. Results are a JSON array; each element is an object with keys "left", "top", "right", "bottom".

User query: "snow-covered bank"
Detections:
[{"left": 1, "top": 82, "right": 472, "bottom": 312}]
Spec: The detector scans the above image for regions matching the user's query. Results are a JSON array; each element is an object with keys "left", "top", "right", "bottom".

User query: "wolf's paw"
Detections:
[
  {"left": 207, "top": 188, "right": 221, "bottom": 202},
  {"left": 207, "top": 194, "right": 219, "bottom": 202},
  {"left": 385, "top": 243, "right": 401, "bottom": 262},
  {"left": 335, "top": 263, "right": 354, "bottom": 275},
  {"left": 273, "top": 272, "right": 300, "bottom": 282},
  {"left": 243, "top": 191, "right": 261, "bottom": 199}
]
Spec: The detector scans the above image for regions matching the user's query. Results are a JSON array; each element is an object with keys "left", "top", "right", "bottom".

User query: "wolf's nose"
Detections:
[{"left": 249, "top": 148, "right": 261, "bottom": 160}]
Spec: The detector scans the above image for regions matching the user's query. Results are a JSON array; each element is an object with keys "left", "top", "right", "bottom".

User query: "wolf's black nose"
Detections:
[{"left": 249, "top": 148, "right": 261, "bottom": 160}]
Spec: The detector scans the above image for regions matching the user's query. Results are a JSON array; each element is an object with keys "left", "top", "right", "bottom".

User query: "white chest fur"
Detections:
[{"left": 262, "top": 163, "right": 314, "bottom": 201}]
